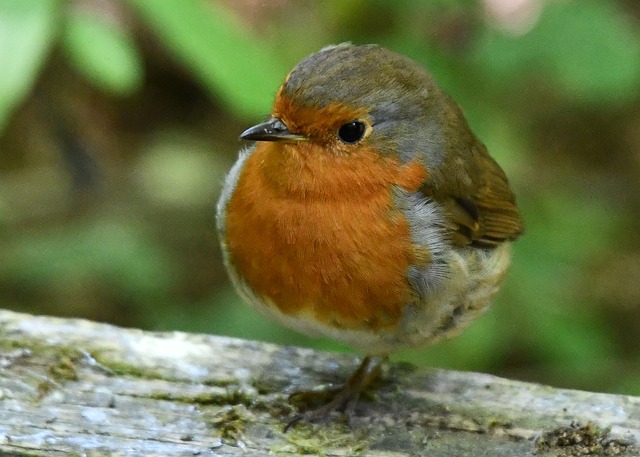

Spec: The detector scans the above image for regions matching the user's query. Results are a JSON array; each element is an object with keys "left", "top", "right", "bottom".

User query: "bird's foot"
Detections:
[{"left": 284, "top": 355, "right": 386, "bottom": 432}]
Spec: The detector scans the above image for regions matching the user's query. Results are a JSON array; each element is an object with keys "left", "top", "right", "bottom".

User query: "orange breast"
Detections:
[{"left": 224, "top": 141, "right": 428, "bottom": 331}]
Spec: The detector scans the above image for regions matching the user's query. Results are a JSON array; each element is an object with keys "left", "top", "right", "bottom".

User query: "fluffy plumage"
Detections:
[{"left": 217, "top": 44, "right": 523, "bottom": 355}]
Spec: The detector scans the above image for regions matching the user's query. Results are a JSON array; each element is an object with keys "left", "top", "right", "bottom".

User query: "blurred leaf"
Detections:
[
  {"left": 615, "top": 374, "right": 640, "bottom": 396},
  {"left": 476, "top": 0, "right": 640, "bottom": 105},
  {"left": 1, "top": 220, "right": 174, "bottom": 300},
  {"left": 473, "top": 29, "right": 534, "bottom": 83},
  {"left": 518, "top": 191, "right": 618, "bottom": 265},
  {"left": 61, "top": 11, "right": 143, "bottom": 95},
  {"left": 538, "top": 0, "right": 640, "bottom": 104},
  {"left": 0, "top": 0, "right": 58, "bottom": 132},
  {"left": 126, "top": 0, "right": 288, "bottom": 118},
  {"left": 134, "top": 131, "right": 227, "bottom": 207},
  {"left": 501, "top": 190, "right": 621, "bottom": 386}
]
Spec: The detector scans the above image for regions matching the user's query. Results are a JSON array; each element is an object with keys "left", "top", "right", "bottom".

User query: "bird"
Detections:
[{"left": 216, "top": 43, "right": 523, "bottom": 428}]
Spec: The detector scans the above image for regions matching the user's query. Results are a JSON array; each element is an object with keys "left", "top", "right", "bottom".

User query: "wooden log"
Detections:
[{"left": 0, "top": 309, "right": 637, "bottom": 456}]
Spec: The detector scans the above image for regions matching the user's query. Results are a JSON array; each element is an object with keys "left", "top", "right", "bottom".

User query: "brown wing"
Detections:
[{"left": 420, "top": 139, "right": 524, "bottom": 248}]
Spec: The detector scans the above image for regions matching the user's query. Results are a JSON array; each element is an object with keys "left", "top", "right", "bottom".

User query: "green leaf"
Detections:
[
  {"left": 0, "top": 220, "right": 175, "bottom": 300},
  {"left": 475, "top": 0, "right": 640, "bottom": 105},
  {"left": 0, "top": 0, "right": 58, "bottom": 132},
  {"left": 538, "top": 0, "right": 640, "bottom": 104},
  {"left": 125, "top": 0, "right": 288, "bottom": 118},
  {"left": 61, "top": 11, "right": 144, "bottom": 95}
]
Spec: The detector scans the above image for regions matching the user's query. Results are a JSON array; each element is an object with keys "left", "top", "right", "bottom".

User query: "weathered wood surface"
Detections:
[{"left": 0, "top": 309, "right": 638, "bottom": 456}]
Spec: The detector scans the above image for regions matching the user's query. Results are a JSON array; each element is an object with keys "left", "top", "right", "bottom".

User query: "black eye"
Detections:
[{"left": 337, "top": 121, "right": 367, "bottom": 144}]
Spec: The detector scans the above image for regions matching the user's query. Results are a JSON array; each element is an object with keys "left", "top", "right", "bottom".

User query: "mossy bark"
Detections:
[{"left": 0, "top": 309, "right": 637, "bottom": 456}]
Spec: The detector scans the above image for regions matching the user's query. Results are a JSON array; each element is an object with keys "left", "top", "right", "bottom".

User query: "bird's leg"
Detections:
[{"left": 284, "top": 355, "right": 387, "bottom": 431}]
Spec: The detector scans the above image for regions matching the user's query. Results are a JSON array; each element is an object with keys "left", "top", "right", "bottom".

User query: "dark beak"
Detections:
[{"left": 239, "top": 118, "right": 307, "bottom": 142}]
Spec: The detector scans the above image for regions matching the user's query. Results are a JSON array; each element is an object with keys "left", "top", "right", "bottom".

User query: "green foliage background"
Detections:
[{"left": 1, "top": 0, "right": 639, "bottom": 395}]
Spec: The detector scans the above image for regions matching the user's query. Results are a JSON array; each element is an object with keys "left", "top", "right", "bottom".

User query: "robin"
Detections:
[{"left": 216, "top": 43, "right": 523, "bottom": 428}]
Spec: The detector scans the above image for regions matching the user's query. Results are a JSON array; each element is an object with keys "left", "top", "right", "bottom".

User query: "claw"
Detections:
[{"left": 283, "top": 355, "right": 387, "bottom": 431}]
